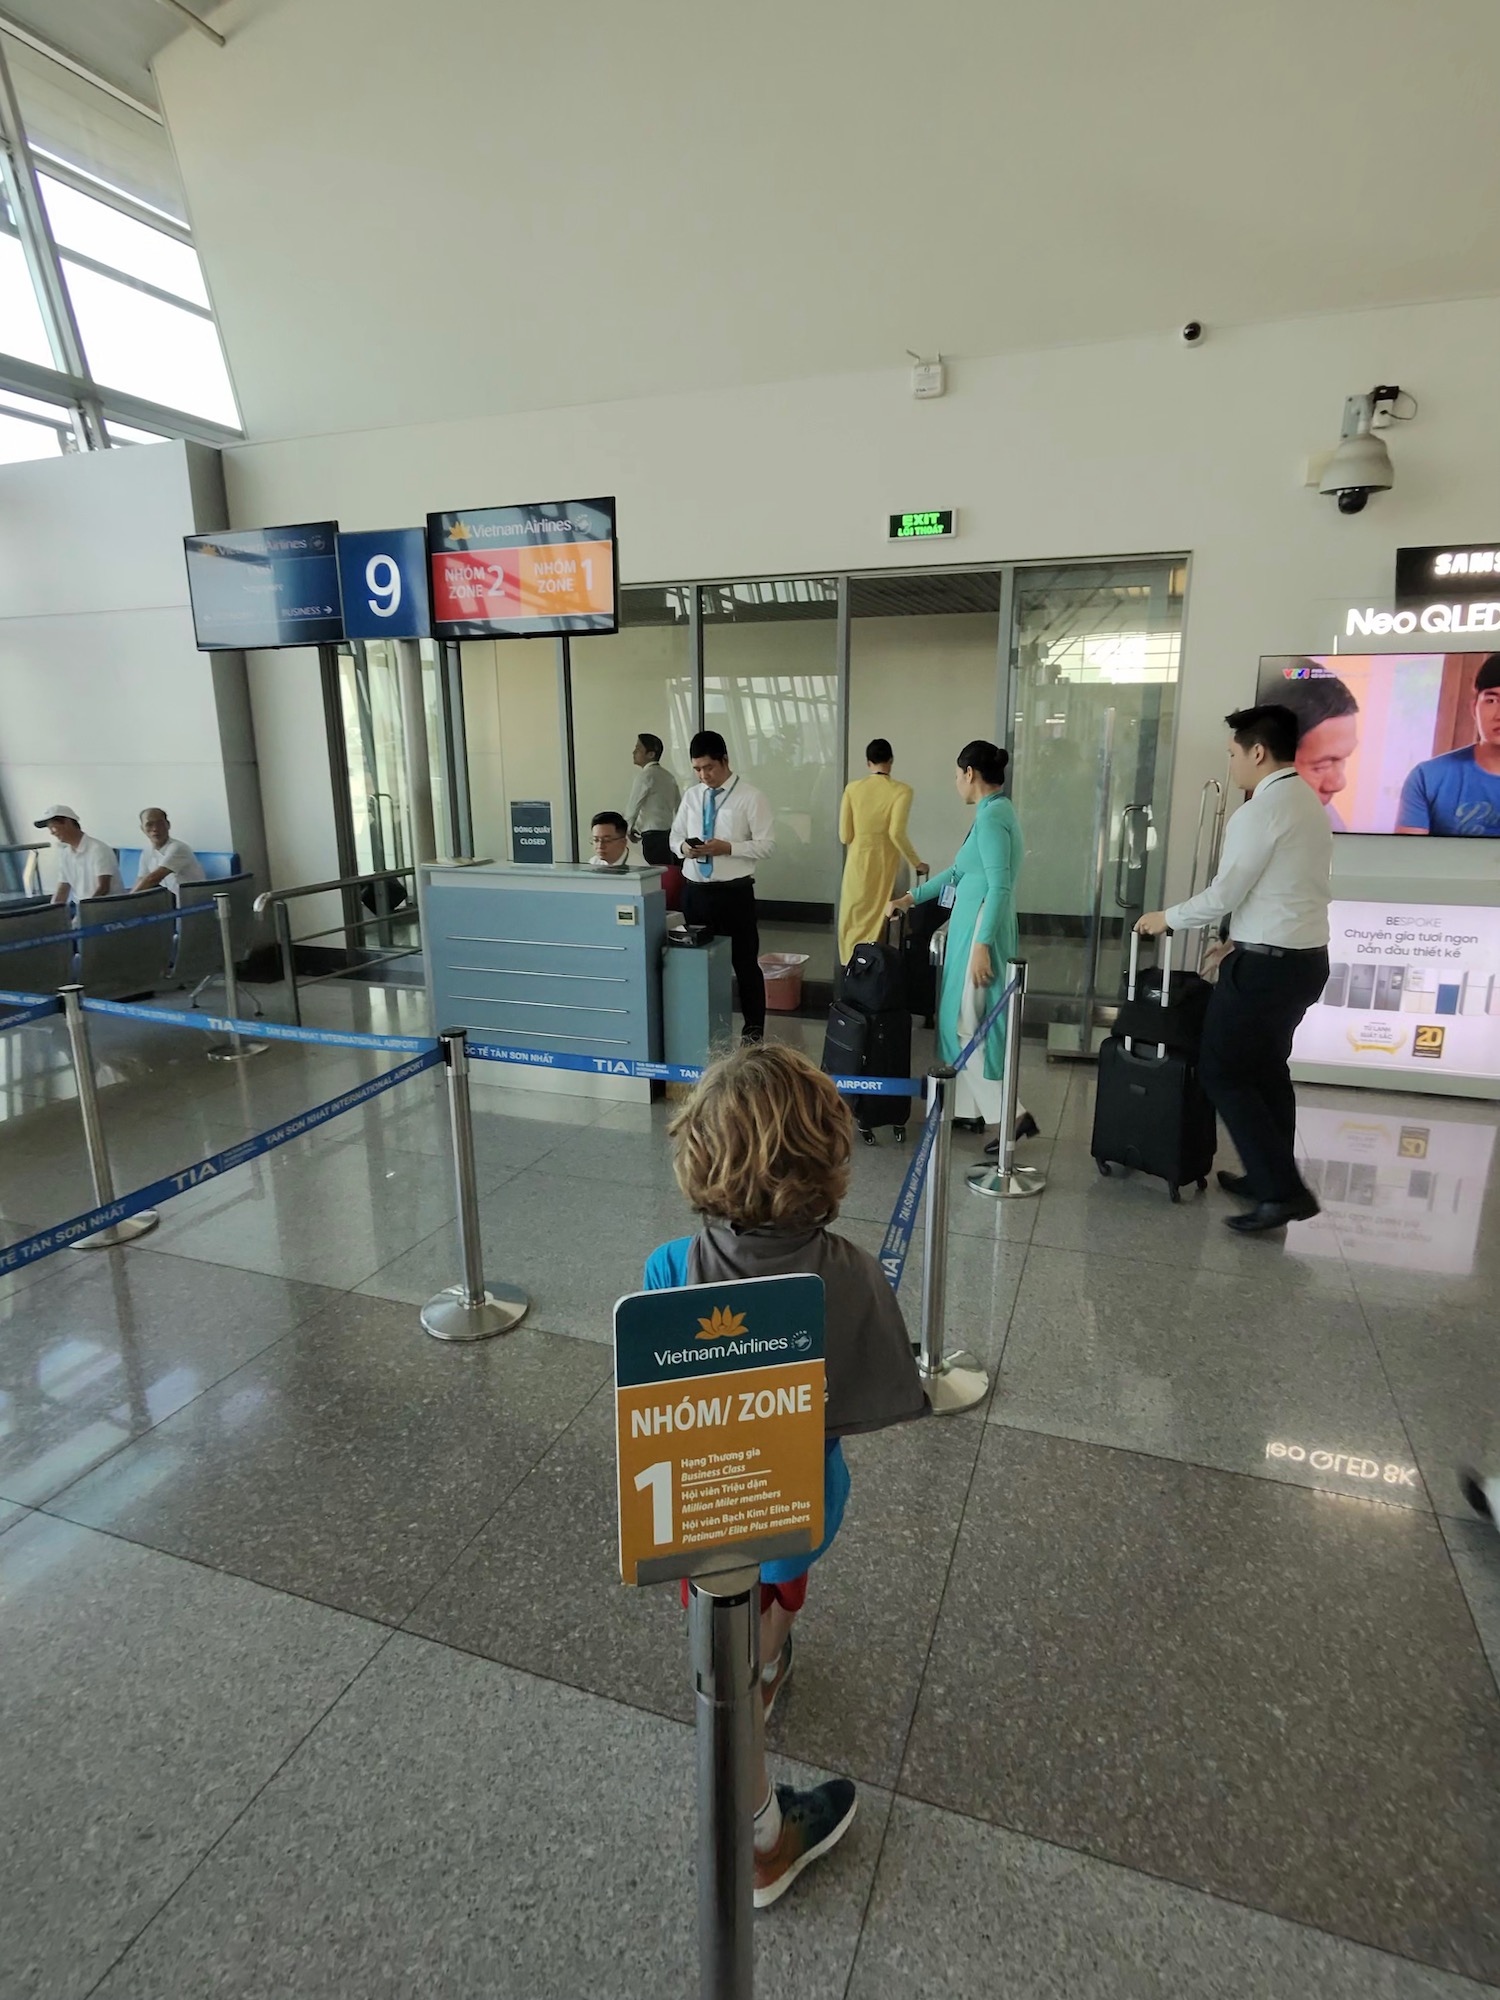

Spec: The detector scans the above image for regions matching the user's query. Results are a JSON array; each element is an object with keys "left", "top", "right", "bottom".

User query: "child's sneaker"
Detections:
[
  {"left": 753, "top": 1779, "right": 858, "bottom": 1909},
  {"left": 1460, "top": 1466, "right": 1499, "bottom": 1526},
  {"left": 761, "top": 1634, "right": 794, "bottom": 1724}
]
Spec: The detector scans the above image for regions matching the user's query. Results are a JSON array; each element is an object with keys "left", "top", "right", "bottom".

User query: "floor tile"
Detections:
[
  {"left": 849, "top": 1797, "right": 1493, "bottom": 2000},
  {"left": 0, "top": 1255, "right": 339, "bottom": 1506},
  {"left": 991, "top": 1244, "right": 1424, "bottom": 1506},
  {"left": 1442, "top": 1514, "right": 1500, "bottom": 1691},
  {"left": 410, "top": 1391, "right": 982, "bottom": 1788},
  {"left": 356, "top": 1167, "right": 707, "bottom": 1339},
  {"left": 52, "top": 1294, "right": 610, "bottom": 1622},
  {"left": 0, "top": 1496, "right": 29, "bottom": 1533},
  {"left": 902, "top": 1428, "right": 1500, "bottom": 1985},
  {"left": 0, "top": 1514, "right": 384, "bottom": 2000},
  {"left": 137, "top": 1113, "right": 494, "bottom": 1290},
  {"left": 93, "top": 1633, "right": 890, "bottom": 2000},
  {"left": 1360, "top": 1300, "right": 1500, "bottom": 1519}
]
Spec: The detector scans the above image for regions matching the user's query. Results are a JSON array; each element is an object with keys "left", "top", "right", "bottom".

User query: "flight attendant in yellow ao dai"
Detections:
[{"left": 837, "top": 738, "right": 925, "bottom": 967}]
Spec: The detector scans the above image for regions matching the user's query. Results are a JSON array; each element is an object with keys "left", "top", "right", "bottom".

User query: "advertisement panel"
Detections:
[
  {"left": 183, "top": 522, "right": 344, "bottom": 650},
  {"left": 427, "top": 497, "right": 618, "bottom": 639},
  {"left": 1292, "top": 900, "right": 1500, "bottom": 1083},
  {"left": 1256, "top": 653, "right": 1500, "bottom": 836}
]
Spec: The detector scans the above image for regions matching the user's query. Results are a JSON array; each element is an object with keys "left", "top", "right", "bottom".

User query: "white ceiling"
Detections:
[{"left": 0, "top": 0, "right": 228, "bottom": 107}]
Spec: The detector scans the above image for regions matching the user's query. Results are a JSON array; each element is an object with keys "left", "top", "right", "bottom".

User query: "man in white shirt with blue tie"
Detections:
[
  {"left": 670, "top": 730, "right": 776, "bottom": 1041},
  {"left": 1137, "top": 704, "right": 1333, "bottom": 1235}
]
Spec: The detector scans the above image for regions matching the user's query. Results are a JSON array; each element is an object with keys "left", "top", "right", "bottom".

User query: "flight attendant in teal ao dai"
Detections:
[{"left": 888, "top": 738, "right": 1035, "bottom": 1141}]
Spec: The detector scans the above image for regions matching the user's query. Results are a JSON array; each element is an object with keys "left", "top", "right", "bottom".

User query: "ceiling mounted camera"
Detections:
[
  {"left": 1179, "top": 321, "right": 1205, "bottom": 346},
  {"left": 1318, "top": 385, "right": 1413, "bottom": 514}
]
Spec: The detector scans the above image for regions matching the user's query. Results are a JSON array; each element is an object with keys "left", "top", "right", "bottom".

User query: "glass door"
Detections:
[
  {"left": 334, "top": 639, "right": 447, "bottom": 961},
  {"left": 1006, "top": 560, "right": 1186, "bottom": 1036}
]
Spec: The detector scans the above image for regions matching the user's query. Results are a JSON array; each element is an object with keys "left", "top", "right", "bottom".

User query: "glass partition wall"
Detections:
[{"left": 403, "top": 556, "right": 1187, "bottom": 1031}]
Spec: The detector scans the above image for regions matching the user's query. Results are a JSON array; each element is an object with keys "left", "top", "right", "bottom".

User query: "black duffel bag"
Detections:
[
  {"left": 1113, "top": 964, "right": 1213, "bottom": 1056},
  {"left": 840, "top": 939, "right": 906, "bottom": 1014}
]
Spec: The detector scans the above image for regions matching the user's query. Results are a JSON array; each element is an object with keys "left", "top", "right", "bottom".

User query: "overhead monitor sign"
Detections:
[
  {"left": 183, "top": 522, "right": 343, "bottom": 650},
  {"left": 426, "top": 496, "right": 619, "bottom": 639}
]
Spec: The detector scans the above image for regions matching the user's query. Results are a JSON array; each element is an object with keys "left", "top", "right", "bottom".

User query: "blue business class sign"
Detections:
[
  {"left": 183, "top": 522, "right": 344, "bottom": 651},
  {"left": 337, "top": 528, "right": 432, "bottom": 640}
]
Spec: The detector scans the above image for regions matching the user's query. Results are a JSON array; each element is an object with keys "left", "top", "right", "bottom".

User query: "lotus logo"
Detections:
[
  {"left": 791, "top": 1331, "right": 813, "bottom": 1353},
  {"left": 696, "top": 1305, "right": 747, "bottom": 1342},
  {"left": 447, "top": 520, "right": 474, "bottom": 544}
]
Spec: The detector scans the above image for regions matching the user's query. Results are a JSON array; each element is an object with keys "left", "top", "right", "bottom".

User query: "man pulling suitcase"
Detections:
[{"left": 1136, "top": 704, "right": 1334, "bottom": 1236}]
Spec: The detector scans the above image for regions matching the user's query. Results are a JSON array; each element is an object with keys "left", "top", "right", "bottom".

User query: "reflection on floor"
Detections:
[{"left": 2, "top": 978, "right": 1499, "bottom": 1998}]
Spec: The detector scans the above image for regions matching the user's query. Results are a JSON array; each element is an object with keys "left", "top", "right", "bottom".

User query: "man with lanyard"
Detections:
[
  {"left": 1137, "top": 703, "right": 1333, "bottom": 1235},
  {"left": 670, "top": 730, "right": 776, "bottom": 1042}
]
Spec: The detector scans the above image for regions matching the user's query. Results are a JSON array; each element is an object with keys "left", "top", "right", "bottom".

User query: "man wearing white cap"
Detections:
[{"left": 35, "top": 806, "right": 123, "bottom": 904}]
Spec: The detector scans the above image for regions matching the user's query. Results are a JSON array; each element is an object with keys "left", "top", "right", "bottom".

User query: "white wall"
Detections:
[
  {"left": 156, "top": 0, "right": 1500, "bottom": 440},
  {"left": 218, "top": 292, "right": 1500, "bottom": 906},
  {"left": 0, "top": 442, "right": 268, "bottom": 894}
]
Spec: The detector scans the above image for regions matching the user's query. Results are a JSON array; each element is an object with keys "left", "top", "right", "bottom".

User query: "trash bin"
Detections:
[{"left": 758, "top": 952, "right": 810, "bottom": 1012}]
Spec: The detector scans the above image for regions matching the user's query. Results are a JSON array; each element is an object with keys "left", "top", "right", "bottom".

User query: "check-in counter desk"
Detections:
[{"left": 424, "top": 860, "right": 666, "bottom": 1101}]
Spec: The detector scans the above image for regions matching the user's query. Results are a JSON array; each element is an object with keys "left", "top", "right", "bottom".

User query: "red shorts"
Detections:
[{"left": 679, "top": 1574, "right": 810, "bottom": 1616}]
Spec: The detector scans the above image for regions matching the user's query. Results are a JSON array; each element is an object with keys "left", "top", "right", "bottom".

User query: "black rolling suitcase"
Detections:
[
  {"left": 823, "top": 998, "right": 913, "bottom": 1144},
  {"left": 1091, "top": 931, "right": 1216, "bottom": 1203},
  {"left": 895, "top": 881, "right": 945, "bottom": 1026}
]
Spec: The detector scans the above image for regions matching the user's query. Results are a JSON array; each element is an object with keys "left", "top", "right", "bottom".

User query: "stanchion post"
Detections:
[
  {"left": 917, "top": 1066, "right": 989, "bottom": 1414},
  {"left": 59, "top": 984, "right": 159, "bottom": 1249},
  {"left": 207, "top": 892, "right": 266, "bottom": 1062},
  {"left": 689, "top": 1565, "right": 758, "bottom": 2000},
  {"left": 274, "top": 900, "right": 301, "bottom": 1026},
  {"left": 420, "top": 1027, "right": 530, "bottom": 1342},
  {"left": 967, "top": 960, "right": 1047, "bottom": 1202}
]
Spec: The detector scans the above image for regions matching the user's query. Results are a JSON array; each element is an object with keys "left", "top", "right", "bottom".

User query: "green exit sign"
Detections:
[{"left": 889, "top": 509, "right": 956, "bottom": 540}]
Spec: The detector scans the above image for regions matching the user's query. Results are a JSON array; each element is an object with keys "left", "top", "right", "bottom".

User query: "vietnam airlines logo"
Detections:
[
  {"left": 696, "top": 1305, "right": 748, "bottom": 1342},
  {"left": 446, "top": 520, "right": 474, "bottom": 545}
]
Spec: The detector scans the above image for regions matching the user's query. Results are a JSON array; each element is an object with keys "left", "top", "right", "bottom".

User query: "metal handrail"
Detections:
[
  {"left": 255, "top": 865, "right": 420, "bottom": 1027},
  {"left": 0, "top": 840, "right": 46, "bottom": 898}
]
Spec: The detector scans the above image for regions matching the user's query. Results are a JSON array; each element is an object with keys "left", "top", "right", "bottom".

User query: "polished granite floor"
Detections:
[{"left": 2, "top": 980, "right": 1499, "bottom": 1998}]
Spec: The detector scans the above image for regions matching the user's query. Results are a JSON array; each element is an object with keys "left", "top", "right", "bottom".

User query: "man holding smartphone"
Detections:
[{"left": 670, "top": 730, "right": 776, "bottom": 1042}]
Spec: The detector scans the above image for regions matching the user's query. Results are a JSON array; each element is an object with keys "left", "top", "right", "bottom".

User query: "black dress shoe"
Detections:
[
  {"left": 1217, "top": 1170, "right": 1255, "bottom": 1199},
  {"left": 984, "top": 1113, "right": 1042, "bottom": 1158},
  {"left": 1225, "top": 1196, "right": 1320, "bottom": 1234}
]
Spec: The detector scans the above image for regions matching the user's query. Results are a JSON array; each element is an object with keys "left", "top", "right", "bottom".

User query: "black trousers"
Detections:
[
  {"left": 1198, "top": 944, "right": 1329, "bottom": 1203},
  {"left": 639, "top": 829, "right": 674, "bottom": 868},
  {"left": 681, "top": 875, "right": 764, "bottom": 1035}
]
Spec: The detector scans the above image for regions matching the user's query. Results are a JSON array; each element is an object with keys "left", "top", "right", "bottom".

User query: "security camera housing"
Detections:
[{"left": 1179, "top": 321, "right": 1204, "bottom": 346}]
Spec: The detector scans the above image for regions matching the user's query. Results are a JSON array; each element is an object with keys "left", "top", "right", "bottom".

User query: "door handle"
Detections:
[{"left": 1114, "top": 803, "right": 1149, "bottom": 909}]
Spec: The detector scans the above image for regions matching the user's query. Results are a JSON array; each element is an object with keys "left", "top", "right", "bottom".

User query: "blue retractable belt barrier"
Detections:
[
  {"left": 878, "top": 1090, "right": 942, "bottom": 1293},
  {"left": 0, "top": 1047, "right": 441, "bottom": 1276},
  {"left": 465, "top": 1039, "right": 920, "bottom": 1095},
  {"left": 0, "top": 900, "right": 214, "bottom": 957},
  {"left": 954, "top": 974, "right": 1017, "bottom": 1075},
  {"left": 0, "top": 997, "right": 60, "bottom": 1032},
  {"left": 80, "top": 996, "right": 438, "bottom": 1056}
]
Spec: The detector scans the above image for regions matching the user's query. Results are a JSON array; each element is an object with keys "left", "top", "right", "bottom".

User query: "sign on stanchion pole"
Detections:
[
  {"left": 206, "top": 892, "right": 267, "bottom": 1061},
  {"left": 614, "top": 1273, "right": 827, "bottom": 2000},
  {"left": 421, "top": 1027, "right": 529, "bottom": 1341},
  {"left": 916, "top": 1067, "right": 989, "bottom": 1413},
  {"left": 58, "top": 985, "right": 159, "bottom": 1250},
  {"left": 967, "top": 959, "right": 1047, "bottom": 1202}
]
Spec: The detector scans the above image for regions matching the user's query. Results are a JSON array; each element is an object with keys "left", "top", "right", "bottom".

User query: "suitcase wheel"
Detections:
[
  {"left": 861, "top": 1126, "right": 877, "bottom": 1146},
  {"left": 1197, "top": 1177, "right": 1208, "bottom": 1193},
  {"left": 893, "top": 1125, "right": 906, "bottom": 1143},
  {"left": 1096, "top": 1158, "right": 1112, "bottom": 1177},
  {"left": 1168, "top": 1184, "right": 1181, "bottom": 1204}
]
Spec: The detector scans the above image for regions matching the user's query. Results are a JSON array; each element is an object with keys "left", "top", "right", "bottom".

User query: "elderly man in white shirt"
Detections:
[
  {"left": 35, "top": 805, "right": 123, "bottom": 904},
  {"left": 133, "top": 807, "right": 207, "bottom": 897},
  {"left": 1137, "top": 703, "right": 1333, "bottom": 1235},
  {"left": 670, "top": 730, "right": 776, "bottom": 1041}
]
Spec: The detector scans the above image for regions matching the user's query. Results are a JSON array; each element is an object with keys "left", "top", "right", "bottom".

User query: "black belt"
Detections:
[{"left": 1234, "top": 940, "right": 1326, "bottom": 959}]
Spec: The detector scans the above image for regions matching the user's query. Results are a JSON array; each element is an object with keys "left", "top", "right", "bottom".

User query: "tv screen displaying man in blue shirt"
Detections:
[{"left": 1397, "top": 654, "right": 1500, "bottom": 836}]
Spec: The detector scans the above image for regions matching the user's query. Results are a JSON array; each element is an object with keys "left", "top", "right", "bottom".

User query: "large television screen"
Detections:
[
  {"left": 1256, "top": 652, "right": 1500, "bottom": 836},
  {"left": 426, "top": 497, "right": 618, "bottom": 639},
  {"left": 183, "top": 522, "right": 343, "bottom": 650}
]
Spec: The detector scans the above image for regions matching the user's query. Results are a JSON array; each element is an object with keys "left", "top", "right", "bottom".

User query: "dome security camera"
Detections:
[
  {"left": 1319, "top": 390, "right": 1396, "bottom": 513},
  {"left": 1179, "top": 321, "right": 1205, "bottom": 346}
]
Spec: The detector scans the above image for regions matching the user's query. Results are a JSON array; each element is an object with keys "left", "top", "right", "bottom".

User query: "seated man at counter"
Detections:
[
  {"left": 588, "top": 810, "right": 633, "bottom": 870},
  {"left": 133, "top": 807, "right": 207, "bottom": 895},
  {"left": 35, "top": 804, "right": 122, "bottom": 904}
]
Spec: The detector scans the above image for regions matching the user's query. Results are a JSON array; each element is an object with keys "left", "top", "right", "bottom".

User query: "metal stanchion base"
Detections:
[
  {"left": 920, "top": 1351, "right": 990, "bottom": 1414},
  {"left": 73, "top": 1212, "right": 160, "bottom": 1251},
  {"left": 967, "top": 1162, "right": 1047, "bottom": 1200},
  {"left": 420, "top": 1282, "right": 529, "bottom": 1342},
  {"left": 207, "top": 1041, "right": 268, "bottom": 1062}
]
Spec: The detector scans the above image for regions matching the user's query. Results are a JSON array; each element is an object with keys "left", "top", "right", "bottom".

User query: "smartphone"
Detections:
[
  {"left": 1347, "top": 966, "right": 1376, "bottom": 1009},
  {"left": 1374, "top": 964, "right": 1405, "bottom": 1012},
  {"left": 1321, "top": 963, "right": 1349, "bottom": 1006}
]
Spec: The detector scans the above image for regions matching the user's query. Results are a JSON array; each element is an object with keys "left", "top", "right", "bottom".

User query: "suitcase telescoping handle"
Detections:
[{"left": 1124, "top": 927, "right": 1175, "bottom": 1059}]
